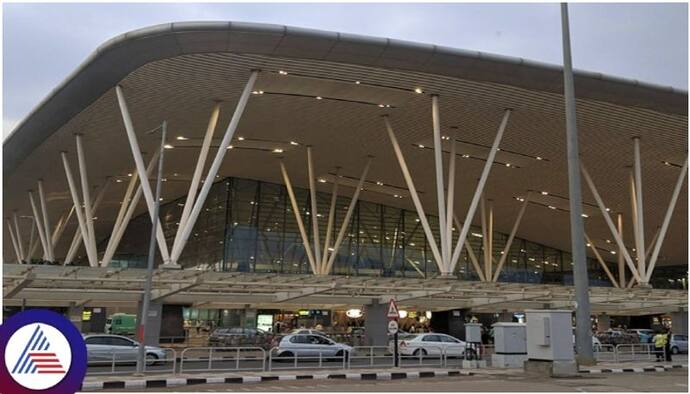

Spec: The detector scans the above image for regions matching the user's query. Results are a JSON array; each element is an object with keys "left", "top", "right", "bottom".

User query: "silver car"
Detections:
[
  {"left": 84, "top": 334, "right": 167, "bottom": 366},
  {"left": 276, "top": 334, "right": 352, "bottom": 360},
  {"left": 670, "top": 334, "right": 688, "bottom": 354}
]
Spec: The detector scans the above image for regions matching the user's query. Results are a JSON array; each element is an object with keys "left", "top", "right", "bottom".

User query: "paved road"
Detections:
[{"left": 107, "top": 370, "right": 688, "bottom": 392}]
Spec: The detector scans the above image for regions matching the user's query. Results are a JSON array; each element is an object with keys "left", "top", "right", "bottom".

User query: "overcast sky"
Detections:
[{"left": 3, "top": 2, "right": 688, "bottom": 138}]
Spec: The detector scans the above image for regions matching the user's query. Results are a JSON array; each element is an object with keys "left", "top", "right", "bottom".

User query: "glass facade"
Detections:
[{"left": 110, "top": 177, "right": 686, "bottom": 289}]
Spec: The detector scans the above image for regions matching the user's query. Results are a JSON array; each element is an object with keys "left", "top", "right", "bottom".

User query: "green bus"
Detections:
[{"left": 105, "top": 313, "right": 137, "bottom": 335}]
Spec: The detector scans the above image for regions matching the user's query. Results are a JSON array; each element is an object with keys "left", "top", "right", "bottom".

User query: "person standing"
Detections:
[
  {"left": 665, "top": 329, "right": 673, "bottom": 362},
  {"left": 654, "top": 330, "right": 667, "bottom": 361}
]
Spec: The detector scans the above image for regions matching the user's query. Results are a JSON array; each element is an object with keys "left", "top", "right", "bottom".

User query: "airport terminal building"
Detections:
[{"left": 3, "top": 22, "right": 688, "bottom": 343}]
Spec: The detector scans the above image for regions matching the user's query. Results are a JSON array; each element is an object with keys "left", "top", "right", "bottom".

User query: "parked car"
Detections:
[
  {"left": 208, "top": 327, "right": 268, "bottom": 347},
  {"left": 670, "top": 334, "right": 688, "bottom": 354},
  {"left": 275, "top": 334, "right": 352, "bottom": 360},
  {"left": 390, "top": 333, "right": 467, "bottom": 357},
  {"left": 84, "top": 334, "right": 166, "bottom": 366},
  {"left": 291, "top": 329, "right": 327, "bottom": 336}
]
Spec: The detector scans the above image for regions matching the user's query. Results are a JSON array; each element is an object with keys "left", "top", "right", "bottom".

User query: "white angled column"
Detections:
[
  {"left": 63, "top": 179, "right": 111, "bottom": 265},
  {"left": 617, "top": 214, "right": 626, "bottom": 288},
  {"left": 493, "top": 193, "right": 530, "bottom": 282},
  {"left": 61, "top": 151, "right": 98, "bottom": 266},
  {"left": 584, "top": 233, "right": 620, "bottom": 288},
  {"left": 453, "top": 216, "right": 486, "bottom": 281},
  {"left": 115, "top": 87, "right": 173, "bottom": 264},
  {"left": 28, "top": 191, "right": 50, "bottom": 261},
  {"left": 645, "top": 157, "right": 688, "bottom": 282},
  {"left": 580, "top": 164, "right": 641, "bottom": 283},
  {"left": 13, "top": 212, "right": 25, "bottom": 262},
  {"left": 445, "top": 133, "right": 457, "bottom": 265},
  {"left": 323, "top": 157, "right": 372, "bottom": 275},
  {"left": 170, "top": 70, "right": 258, "bottom": 264},
  {"left": 431, "top": 95, "right": 448, "bottom": 268},
  {"left": 281, "top": 161, "right": 318, "bottom": 274},
  {"left": 449, "top": 109, "right": 512, "bottom": 274},
  {"left": 75, "top": 134, "right": 98, "bottom": 264},
  {"left": 173, "top": 103, "right": 221, "bottom": 249},
  {"left": 52, "top": 206, "right": 75, "bottom": 249},
  {"left": 632, "top": 137, "right": 646, "bottom": 280},
  {"left": 306, "top": 146, "right": 322, "bottom": 269},
  {"left": 383, "top": 115, "right": 444, "bottom": 272},
  {"left": 6, "top": 219, "right": 22, "bottom": 263},
  {"left": 321, "top": 168, "right": 340, "bottom": 273},
  {"left": 37, "top": 180, "right": 54, "bottom": 261}
]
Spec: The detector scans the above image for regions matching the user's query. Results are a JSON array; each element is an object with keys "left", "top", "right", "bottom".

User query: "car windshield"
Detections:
[{"left": 399, "top": 334, "right": 419, "bottom": 340}]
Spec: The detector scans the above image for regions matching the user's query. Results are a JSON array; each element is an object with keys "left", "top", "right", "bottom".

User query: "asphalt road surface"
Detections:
[{"left": 105, "top": 369, "right": 688, "bottom": 392}]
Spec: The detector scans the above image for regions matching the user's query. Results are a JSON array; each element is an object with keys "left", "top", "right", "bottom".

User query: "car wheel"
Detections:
[
  {"left": 335, "top": 350, "right": 349, "bottom": 361},
  {"left": 145, "top": 353, "right": 159, "bottom": 367},
  {"left": 277, "top": 351, "right": 294, "bottom": 362},
  {"left": 465, "top": 348, "right": 477, "bottom": 361},
  {"left": 672, "top": 346, "right": 680, "bottom": 355},
  {"left": 413, "top": 348, "right": 427, "bottom": 357}
]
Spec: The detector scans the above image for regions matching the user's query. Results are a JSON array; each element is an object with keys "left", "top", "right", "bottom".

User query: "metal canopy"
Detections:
[{"left": 3, "top": 264, "right": 686, "bottom": 316}]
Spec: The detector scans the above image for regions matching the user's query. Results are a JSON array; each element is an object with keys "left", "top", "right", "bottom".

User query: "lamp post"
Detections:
[
  {"left": 561, "top": 3, "right": 594, "bottom": 365},
  {"left": 136, "top": 121, "right": 167, "bottom": 374}
]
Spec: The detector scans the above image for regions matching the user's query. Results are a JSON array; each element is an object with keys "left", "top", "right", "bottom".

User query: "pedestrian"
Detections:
[
  {"left": 665, "top": 329, "right": 673, "bottom": 362},
  {"left": 653, "top": 330, "right": 667, "bottom": 361}
]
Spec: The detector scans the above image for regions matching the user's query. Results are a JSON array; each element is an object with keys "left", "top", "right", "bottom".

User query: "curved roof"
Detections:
[
  {"left": 4, "top": 21, "right": 687, "bottom": 176},
  {"left": 3, "top": 21, "right": 687, "bottom": 270}
]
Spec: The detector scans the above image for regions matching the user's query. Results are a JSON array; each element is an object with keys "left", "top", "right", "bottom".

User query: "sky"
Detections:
[{"left": 3, "top": 2, "right": 688, "bottom": 139}]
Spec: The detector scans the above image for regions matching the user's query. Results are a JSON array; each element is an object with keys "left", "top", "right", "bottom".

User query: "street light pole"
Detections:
[
  {"left": 136, "top": 121, "right": 167, "bottom": 374},
  {"left": 560, "top": 3, "right": 594, "bottom": 365}
]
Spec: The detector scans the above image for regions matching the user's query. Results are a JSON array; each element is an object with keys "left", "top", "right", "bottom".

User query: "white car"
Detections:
[
  {"left": 276, "top": 334, "right": 352, "bottom": 360},
  {"left": 390, "top": 333, "right": 467, "bottom": 357}
]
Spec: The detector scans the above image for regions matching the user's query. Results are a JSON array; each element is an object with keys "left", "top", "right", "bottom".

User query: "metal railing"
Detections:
[
  {"left": 267, "top": 346, "right": 349, "bottom": 371},
  {"left": 397, "top": 345, "right": 445, "bottom": 368},
  {"left": 615, "top": 343, "right": 665, "bottom": 362},
  {"left": 86, "top": 348, "right": 177, "bottom": 376},
  {"left": 179, "top": 347, "right": 265, "bottom": 373},
  {"left": 348, "top": 346, "right": 395, "bottom": 369},
  {"left": 593, "top": 344, "right": 617, "bottom": 362}
]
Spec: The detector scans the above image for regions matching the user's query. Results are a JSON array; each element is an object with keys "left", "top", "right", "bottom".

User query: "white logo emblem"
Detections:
[{"left": 5, "top": 323, "right": 72, "bottom": 390}]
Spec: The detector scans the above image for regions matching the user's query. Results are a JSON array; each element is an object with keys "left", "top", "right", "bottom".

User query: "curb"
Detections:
[
  {"left": 579, "top": 364, "right": 687, "bottom": 374},
  {"left": 80, "top": 369, "right": 473, "bottom": 391}
]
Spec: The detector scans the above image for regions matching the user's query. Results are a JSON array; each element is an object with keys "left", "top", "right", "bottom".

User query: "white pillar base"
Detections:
[{"left": 492, "top": 353, "right": 527, "bottom": 368}]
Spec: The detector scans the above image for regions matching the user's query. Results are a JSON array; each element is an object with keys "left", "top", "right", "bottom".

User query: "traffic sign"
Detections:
[
  {"left": 388, "top": 320, "right": 399, "bottom": 335},
  {"left": 387, "top": 299, "right": 399, "bottom": 319}
]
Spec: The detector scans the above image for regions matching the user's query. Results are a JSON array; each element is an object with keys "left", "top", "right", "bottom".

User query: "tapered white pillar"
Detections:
[
  {"left": 645, "top": 157, "right": 688, "bottom": 282},
  {"left": 75, "top": 134, "right": 98, "bottom": 263},
  {"left": 61, "top": 151, "right": 98, "bottom": 266},
  {"left": 323, "top": 158, "right": 372, "bottom": 275},
  {"left": 431, "top": 95, "right": 448, "bottom": 268},
  {"left": 7, "top": 219, "right": 22, "bottom": 263},
  {"left": 493, "top": 194, "right": 530, "bottom": 282},
  {"left": 306, "top": 146, "right": 322, "bottom": 268},
  {"left": 52, "top": 206, "right": 75, "bottom": 248},
  {"left": 617, "top": 214, "right": 626, "bottom": 288},
  {"left": 584, "top": 233, "right": 619, "bottom": 288},
  {"left": 115, "top": 86, "right": 173, "bottom": 264},
  {"left": 63, "top": 180, "right": 111, "bottom": 265},
  {"left": 28, "top": 191, "right": 50, "bottom": 261},
  {"left": 383, "top": 116, "right": 443, "bottom": 272},
  {"left": 449, "top": 109, "right": 511, "bottom": 274},
  {"left": 170, "top": 70, "right": 258, "bottom": 264},
  {"left": 581, "top": 164, "right": 641, "bottom": 282},
  {"left": 281, "top": 161, "right": 317, "bottom": 274},
  {"left": 632, "top": 137, "right": 646, "bottom": 280},
  {"left": 173, "top": 103, "right": 221, "bottom": 249},
  {"left": 321, "top": 168, "right": 340, "bottom": 273},
  {"left": 37, "top": 180, "right": 54, "bottom": 261},
  {"left": 445, "top": 134, "right": 457, "bottom": 264},
  {"left": 453, "top": 216, "right": 486, "bottom": 281},
  {"left": 13, "top": 212, "right": 25, "bottom": 262}
]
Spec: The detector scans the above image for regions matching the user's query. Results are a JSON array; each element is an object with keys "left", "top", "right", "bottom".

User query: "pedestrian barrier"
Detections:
[
  {"left": 593, "top": 344, "right": 617, "bottom": 362},
  {"left": 179, "top": 347, "right": 265, "bottom": 373},
  {"left": 348, "top": 346, "right": 395, "bottom": 369},
  {"left": 267, "top": 346, "right": 349, "bottom": 371},
  {"left": 615, "top": 343, "right": 665, "bottom": 362},
  {"left": 397, "top": 345, "right": 445, "bottom": 368},
  {"left": 86, "top": 348, "right": 177, "bottom": 376}
]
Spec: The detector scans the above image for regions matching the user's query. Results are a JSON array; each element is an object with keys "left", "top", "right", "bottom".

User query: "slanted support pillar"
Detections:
[
  {"left": 281, "top": 161, "right": 318, "bottom": 274},
  {"left": 28, "top": 191, "right": 51, "bottom": 261},
  {"left": 13, "top": 213, "right": 26, "bottom": 262},
  {"left": 617, "top": 214, "right": 626, "bottom": 288},
  {"left": 6, "top": 219, "right": 22, "bottom": 263},
  {"left": 431, "top": 95, "right": 448, "bottom": 268},
  {"left": 306, "top": 146, "right": 322, "bottom": 269},
  {"left": 632, "top": 137, "right": 646, "bottom": 280},
  {"left": 37, "top": 180, "right": 54, "bottom": 261}
]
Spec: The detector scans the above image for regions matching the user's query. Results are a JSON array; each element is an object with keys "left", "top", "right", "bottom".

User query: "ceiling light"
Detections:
[
  {"left": 127, "top": 173, "right": 132, "bottom": 177},
  {"left": 541, "top": 191, "right": 549, "bottom": 195},
  {"left": 516, "top": 197, "right": 525, "bottom": 202},
  {"left": 251, "top": 90, "right": 264, "bottom": 95},
  {"left": 606, "top": 239, "right": 612, "bottom": 244},
  {"left": 548, "top": 205, "right": 557, "bottom": 210},
  {"left": 462, "top": 154, "right": 470, "bottom": 158},
  {"left": 238, "top": 136, "right": 245, "bottom": 141},
  {"left": 316, "top": 96, "right": 323, "bottom": 100},
  {"left": 505, "top": 163, "right": 512, "bottom": 167},
  {"left": 318, "top": 178, "right": 327, "bottom": 183},
  {"left": 164, "top": 144, "right": 174, "bottom": 149},
  {"left": 227, "top": 145, "right": 234, "bottom": 150},
  {"left": 610, "top": 250, "right": 617, "bottom": 255},
  {"left": 278, "top": 70, "right": 288, "bottom": 75},
  {"left": 355, "top": 81, "right": 361, "bottom": 85},
  {"left": 663, "top": 161, "right": 671, "bottom": 166},
  {"left": 378, "top": 104, "right": 385, "bottom": 108},
  {"left": 376, "top": 181, "right": 384, "bottom": 186},
  {"left": 116, "top": 179, "right": 123, "bottom": 183},
  {"left": 471, "top": 232, "right": 483, "bottom": 238},
  {"left": 605, "top": 207, "right": 611, "bottom": 212},
  {"left": 290, "top": 141, "right": 299, "bottom": 146},
  {"left": 176, "top": 136, "right": 188, "bottom": 141},
  {"left": 586, "top": 243, "right": 591, "bottom": 247},
  {"left": 418, "top": 144, "right": 425, "bottom": 149},
  {"left": 536, "top": 156, "right": 543, "bottom": 160},
  {"left": 272, "top": 148, "right": 284, "bottom": 153},
  {"left": 414, "top": 87, "right": 423, "bottom": 94},
  {"left": 581, "top": 213, "right": 589, "bottom": 218}
]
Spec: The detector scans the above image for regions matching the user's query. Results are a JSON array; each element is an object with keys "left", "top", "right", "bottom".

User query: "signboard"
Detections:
[
  {"left": 388, "top": 320, "right": 399, "bottom": 335},
  {"left": 387, "top": 299, "right": 399, "bottom": 319}
]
